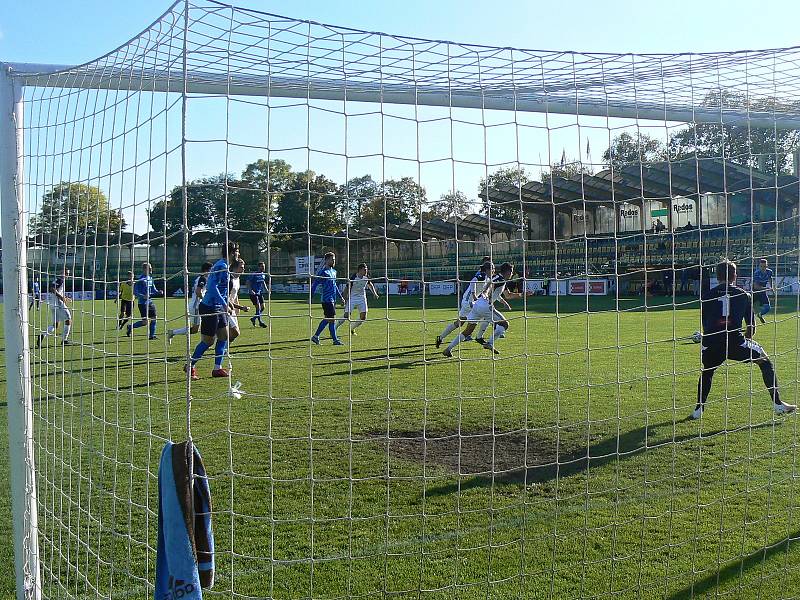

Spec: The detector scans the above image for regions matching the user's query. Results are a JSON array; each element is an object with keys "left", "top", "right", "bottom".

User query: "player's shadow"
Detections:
[
  {"left": 663, "top": 528, "right": 799, "bottom": 599},
  {"left": 424, "top": 420, "right": 777, "bottom": 497}
]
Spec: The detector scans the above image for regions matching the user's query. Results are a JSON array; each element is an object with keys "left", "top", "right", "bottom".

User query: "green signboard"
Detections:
[{"left": 650, "top": 208, "right": 668, "bottom": 217}]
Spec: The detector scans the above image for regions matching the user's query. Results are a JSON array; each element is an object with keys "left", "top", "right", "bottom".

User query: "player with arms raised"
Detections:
[
  {"left": 310, "top": 252, "right": 345, "bottom": 346},
  {"left": 335, "top": 262, "right": 379, "bottom": 336},
  {"left": 692, "top": 259, "right": 795, "bottom": 419},
  {"left": 168, "top": 262, "right": 212, "bottom": 343},
  {"left": 436, "top": 257, "right": 492, "bottom": 348},
  {"left": 751, "top": 258, "right": 774, "bottom": 324}
]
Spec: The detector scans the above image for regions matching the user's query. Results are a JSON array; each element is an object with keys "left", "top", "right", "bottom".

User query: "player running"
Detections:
[
  {"left": 443, "top": 262, "right": 522, "bottom": 357},
  {"left": 751, "top": 258, "right": 774, "bottom": 324},
  {"left": 116, "top": 271, "right": 135, "bottom": 330},
  {"left": 29, "top": 278, "right": 41, "bottom": 310},
  {"left": 480, "top": 263, "right": 527, "bottom": 354},
  {"left": 186, "top": 242, "right": 239, "bottom": 380},
  {"left": 692, "top": 259, "right": 795, "bottom": 419},
  {"left": 227, "top": 257, "right": 250, "bottom": 344},
  {"left": 335, "top": 262, "right": 379, "bottom": 336},
  {"left": 167, "top": 262, "right": 212, "bottom": 343},
  {"left": 249, "top": 261, "right": 268, "bottom": 328},
  {"left": 127, "top": 262, "right": 163, "bottom": 340},
  {"left": 310, "top": 252, "right": 346, "bottom": 346},
  {"left": 37, "top": 269, "right": 72, "bottom": 348},
  {"left": 436, "top": 256, "right": 492, "bottom": 348}
]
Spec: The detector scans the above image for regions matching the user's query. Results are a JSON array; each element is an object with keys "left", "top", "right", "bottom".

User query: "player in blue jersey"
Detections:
[
  {"left": 751, "top": 258, "right": 774, "bottom": 324},
  {"left": 692, "top": 259, "right": 795, "bottom": 419},
  {"left": 310, "top": 252, "right": 345, "bottom": 345},
  {"left": 126, "top": 262, "right": 163, "bottom": 340},
  {"left": 249, "top": 261, "right": 268, "bottom": 328},
  {"left": 29, "top": 278, "right": 41, "bottom": 310},
  {"left": 185, "top": 241, "right": 239, "bottom": 380}
]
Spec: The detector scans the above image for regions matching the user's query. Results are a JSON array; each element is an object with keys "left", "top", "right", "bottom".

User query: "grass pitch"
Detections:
[{"left": 2, "top": 293, "right": 800, "bottom": 599}]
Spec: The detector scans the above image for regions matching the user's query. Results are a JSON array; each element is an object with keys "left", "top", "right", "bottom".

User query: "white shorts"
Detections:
[
  {"left": 188, "top": 300, "right": 201, "bottom": 327},
  {"left": 229, "top": 314, "right": 239, "bottom": 331},
  {"left": 347, "top": 296, "right": 368, "bottom": 314},
  {"left": 459, "top": 300, "right": 473, "bottom": 319},
  {"left": 51, "top": 306, "right": 71, "bottom": 323},
  {"left": 466, "top": 298, "right": 491, "bottom": 323}
]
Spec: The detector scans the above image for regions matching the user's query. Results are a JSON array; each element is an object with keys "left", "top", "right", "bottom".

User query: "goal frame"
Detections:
[{"left": 4, "top": 19, "right": 800, "bottom": 600}]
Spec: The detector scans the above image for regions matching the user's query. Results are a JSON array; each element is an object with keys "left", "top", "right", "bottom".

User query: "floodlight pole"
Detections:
[{"left": 0, "top": 64, "right": 41, "bottom": 600}]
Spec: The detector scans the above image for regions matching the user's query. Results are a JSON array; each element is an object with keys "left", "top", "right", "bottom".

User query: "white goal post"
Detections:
[{"left": 4, "top": 2, "right": 800, "bottom": 599}]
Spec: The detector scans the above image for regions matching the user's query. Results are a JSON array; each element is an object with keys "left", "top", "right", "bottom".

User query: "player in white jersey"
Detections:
[
  {"left": 37, "top": 269, "right": 72, "bottom": 348},
  {"left": 443, "top": 262, "right": 526, "bottom": 357},
  {"left": 436, "top": 257, "right": 492, "bottom": 348},
  {"left": 168, "top": 261, "right": 212, "bottom": 344},
  {"left": 227, "top": 258, "right": 250, "bottom": 344},
  {"left": 335, "top": 263, "right": 379, "bottom": 335}
]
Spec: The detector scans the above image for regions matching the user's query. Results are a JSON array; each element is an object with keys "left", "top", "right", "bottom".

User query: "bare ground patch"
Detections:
[{"left": 367, "top": 428, "right": 582, "bottom": 482}]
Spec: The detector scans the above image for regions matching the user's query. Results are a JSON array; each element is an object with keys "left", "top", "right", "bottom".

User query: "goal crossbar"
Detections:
[{"left": 6, "top": 62, "right": 800, "bottom": 129}]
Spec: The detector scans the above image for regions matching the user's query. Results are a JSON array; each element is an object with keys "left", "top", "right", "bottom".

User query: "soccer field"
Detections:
[{"left": 3, "top": 294, "right": 800, "bottom": 599}]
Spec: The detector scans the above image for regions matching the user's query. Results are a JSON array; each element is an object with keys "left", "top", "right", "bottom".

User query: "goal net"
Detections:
[{"left": 5, "top": 1, "right": 800, "bottom": 598}]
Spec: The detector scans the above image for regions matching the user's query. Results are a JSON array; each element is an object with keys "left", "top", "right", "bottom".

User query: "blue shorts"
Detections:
[
  {"left": 321, "top": 301, "right": 336, "bottom": 319},
  {"left": 138, "top": 302, "right": 156, "bottom": 319},
  {"left": 199, "top": 302, "right": 229, "bottom": 337},
  {"left": 753, "top": 290, "right": 770, "bottom": 306}
]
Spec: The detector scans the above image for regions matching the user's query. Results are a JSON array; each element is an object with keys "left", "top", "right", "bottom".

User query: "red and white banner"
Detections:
[{"left": 568, "top": 279, "right": 608, "bottom": 295}]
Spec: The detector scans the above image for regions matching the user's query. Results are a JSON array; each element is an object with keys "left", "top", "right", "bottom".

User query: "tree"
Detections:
[
  {"left": 31, "top": 182, "right": 125, "bottom": 238},
  {"left": 340, "top": 175, "right": 379, "bottom": 227},
  {"left": 274, "top": 170, "right": 345, "bottom": 235},
  {"left": 361, "top": 177, "right": 426, "bottom": 227},
  {"left": 603, "top": 132, "right": 665, "bottom": 169},
  {"left": 423, "top": 190, "right": 471, "bottom": 220},
  {"left": 540, "top": 161, "right": 594, "bottom": 185},
  {"left": 240, "top": 158, "right": 294, "bottom": 193},
  {"left": 149, "top": 175, "right": 223, "bottom": 237},
  {"left": 478, "top": 167, "right": 531, "bottom": 222},
  {"left": 667, "top": 90, "right": 800, "bottom": 174}
]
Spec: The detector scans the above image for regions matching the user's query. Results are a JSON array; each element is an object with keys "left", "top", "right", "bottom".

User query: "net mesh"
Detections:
[{"left": 9, "top": 0, "right": 800, "bottom": 598}]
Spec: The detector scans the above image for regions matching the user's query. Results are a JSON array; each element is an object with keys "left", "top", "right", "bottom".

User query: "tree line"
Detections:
[{"left": 30, "top": 90, "right": 799, "bottom": 240}]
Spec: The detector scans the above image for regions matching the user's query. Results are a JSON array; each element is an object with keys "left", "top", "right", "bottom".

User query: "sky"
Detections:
[{"left": 3, "top": 0, "right": 800, "bottom": 233}]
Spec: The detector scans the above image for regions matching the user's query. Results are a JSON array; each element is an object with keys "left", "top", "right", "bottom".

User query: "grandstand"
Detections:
[{"left": 18, "top": 156, "right": 799, "bottom": 298}]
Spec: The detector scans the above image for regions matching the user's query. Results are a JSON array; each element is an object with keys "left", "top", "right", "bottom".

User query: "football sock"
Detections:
[
  {"left": 759, "top": 360, "right": 781, "bottom": 404},
  {"left": 214, "top": 340, "right": 228, "bottom": 369},
  {"left": 446, "top": 334, "right": 466, "bottom": 352},
  {"left": 488, "top": 324, "right": 506, "bottom": 345},
  {"left": 313, "top": 320, "right": 327, "bottom": 338},
  {"left": 697, "top": 368, "right": 715, "bottom": 407},
  {"left": 440, "top": 322, "right": 458, "bottom": 339},
  {"left": 191, "top": 340, "right": 211, "bottom": 366}
]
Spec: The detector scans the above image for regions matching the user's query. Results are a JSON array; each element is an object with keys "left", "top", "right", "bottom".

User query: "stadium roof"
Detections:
[{"left": 481, "top": 159, "right": 800, "bottom": 210}]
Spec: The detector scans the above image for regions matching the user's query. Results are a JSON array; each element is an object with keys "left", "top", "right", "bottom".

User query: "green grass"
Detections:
[{"left": 3, "top": 294, "right": 800, "bottom": 599}]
